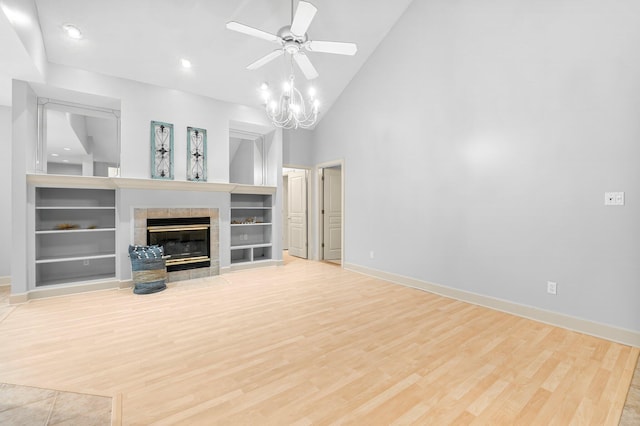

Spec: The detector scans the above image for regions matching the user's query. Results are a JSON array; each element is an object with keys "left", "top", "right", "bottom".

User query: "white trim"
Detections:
[
  {"left": 344, "top": 262, "right": 640, "bottom": 348},
  {"left": 0, "top": 276, "right": 10, "bottom": 286},
  {"left": 9, "top": 279, "right": 125, "bottom": 304},
  {"left": 315, "top": 159, "right": 345, "bottom": 266},
  {"left": 26, "top": 174, "right": 276, "bottom": 194}
]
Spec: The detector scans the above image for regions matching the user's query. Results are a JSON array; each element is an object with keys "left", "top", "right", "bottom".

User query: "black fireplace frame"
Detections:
[{"left": 147, "top": 217, "right": 211, "bottom": 272}]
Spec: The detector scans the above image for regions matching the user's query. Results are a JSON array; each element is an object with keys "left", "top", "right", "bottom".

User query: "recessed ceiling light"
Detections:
[
  {"left": 63, "top": 160, "right": 69, "bottom": 163},
  {"left": 51, "top": 153, "right": 59, "bottom": 157},
  {"left": 181, "top": 58, "right": 192, "bottom": 69},
  {"left": 63, "top": 24, "right": 82, "bottom": 40},
  {"left": 63, "top": 147, "right": 71, "bottom": 151}
]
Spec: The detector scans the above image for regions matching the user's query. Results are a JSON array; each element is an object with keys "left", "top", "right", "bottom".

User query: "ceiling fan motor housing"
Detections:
[{"left": 278, "top": 25, "right": 308, "bottom": 54}]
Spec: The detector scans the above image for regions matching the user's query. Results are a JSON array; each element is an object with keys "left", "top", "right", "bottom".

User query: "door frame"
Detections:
[{"left": 315, "top": 159, "right": 345, "bottom": 265}]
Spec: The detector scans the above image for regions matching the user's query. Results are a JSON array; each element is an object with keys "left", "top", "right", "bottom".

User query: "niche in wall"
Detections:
[
  {"left": 34, "top": 86, "right": 121, "bottom": 177},
  {"left": 229, "top": 130, "right": 267, "bottom": 186},
  {"left": 228, "top": 121, "right": 279, "bottom": 187}
]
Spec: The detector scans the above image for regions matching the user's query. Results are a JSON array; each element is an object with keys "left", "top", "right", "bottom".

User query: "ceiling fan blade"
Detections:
[
  {"left": 247, "top": 49, "right": 284, "bottom": 70},
  {"left": 290, "top": 1, "right": 317, "bottom": 36},
  {"left": 294, "top": 53, "right": 319, "bottom": 80},
  {"left": 226, "top": 21, "right": 282, "bottom": 44},
  {"left": 306, "top": 40, "right": 358, "bottom": 55}
]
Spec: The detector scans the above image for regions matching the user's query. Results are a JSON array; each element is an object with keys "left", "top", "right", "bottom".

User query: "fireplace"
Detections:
[
  {"left": 147, "top": 217, "right": 210, "bottom": 272},
  {"left": 134, "top": 208, "right": 219, "bottom": 282}
]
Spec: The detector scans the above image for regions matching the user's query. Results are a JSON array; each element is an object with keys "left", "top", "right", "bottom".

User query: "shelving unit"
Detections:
[
  {"left": 230, "top": 194, "right": 273, "bottom": 265},
  {"left": 35, "top": 188, "right": 116, "bottom": 287}
]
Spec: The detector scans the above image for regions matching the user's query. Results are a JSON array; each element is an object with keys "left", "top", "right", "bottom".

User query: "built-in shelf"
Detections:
[
  {"left": 34, "top": 187, "right": 117, "bottom": 288},
  {"left": 230, "top": 194, "right": 273, "bottom": 266}
]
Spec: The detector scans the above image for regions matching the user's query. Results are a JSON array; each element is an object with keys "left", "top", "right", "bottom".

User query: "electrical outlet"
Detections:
[
  {"left": 605, "top": 192, "right": 624, "bottom": 206},
  {"left": 547, "top": 281, "right": 557, "bottom": 295},
  {"left": 83, "top": 259, "right": 90, "bottom": 266}
]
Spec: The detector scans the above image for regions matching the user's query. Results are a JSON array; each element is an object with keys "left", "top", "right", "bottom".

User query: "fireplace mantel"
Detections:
[{"left": 26, "top": 174, "right": 276, "bottom": 194}]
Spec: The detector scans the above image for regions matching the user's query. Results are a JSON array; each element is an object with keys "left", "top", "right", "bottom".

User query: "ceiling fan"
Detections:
[{"left": 226, "top": 0, "right": 358, "bottom": 80}]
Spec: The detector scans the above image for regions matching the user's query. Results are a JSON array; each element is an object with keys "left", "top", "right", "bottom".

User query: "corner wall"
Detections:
[
  {"left": 313, "top": 0, "right": 640, "bottom": 333},
  {"left": 0, "top": 106, "right": 11, "bottom": 277}
]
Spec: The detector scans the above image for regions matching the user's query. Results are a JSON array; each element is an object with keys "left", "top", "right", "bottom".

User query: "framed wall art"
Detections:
[
  {"left": 187, "top": 126, "right": 207, "bottom": 181},
  {"left": 150, "top": 121, "right": 174, "bottom": 180}
]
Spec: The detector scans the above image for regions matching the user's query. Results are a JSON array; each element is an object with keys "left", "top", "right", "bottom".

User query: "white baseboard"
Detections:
[
  {"left": 0, "top": 276, "right": 10, "bottom": 286},
  {"left": 344, "top": 263, "right": 640, "bottom": 348},
  {"left": 9, "top": 279, "right": 125, "bottom": 304}
]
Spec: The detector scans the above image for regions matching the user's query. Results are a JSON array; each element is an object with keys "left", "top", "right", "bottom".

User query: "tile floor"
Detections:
[
  {"left": 620, "top": 361, "right": 640, "bottom": 425},
  {"left": 0, "top": 383, "right": 112, "bottom": 425}
]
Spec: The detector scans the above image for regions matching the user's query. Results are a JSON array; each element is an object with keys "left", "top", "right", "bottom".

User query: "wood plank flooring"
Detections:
[{"left": 0, "top": 255, "right": 638, "bottom": 425}]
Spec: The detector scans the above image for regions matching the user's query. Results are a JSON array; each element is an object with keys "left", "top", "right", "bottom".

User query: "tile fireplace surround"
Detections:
[{"left": 133, "top": 208, "right": 220, "bottom": 282}]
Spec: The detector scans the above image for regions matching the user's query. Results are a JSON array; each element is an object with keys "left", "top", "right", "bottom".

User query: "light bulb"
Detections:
[
  {"left": 260, "top": 82, "right": 269, "bottom": 91},
  {"left": 180, "top": 58, "right": 192, "bottom": 69},
  {"left": 283, "top": 81, "right": 291, "bottom": 91},
  {"left": 308, "top": 87, "right": 316, "bottom": 98},
  {"left": 313, "top": 99, "right": 320, "bottom": 110},
  {"left": 269, "top": 100, "right": 277, "bottom": 111}
]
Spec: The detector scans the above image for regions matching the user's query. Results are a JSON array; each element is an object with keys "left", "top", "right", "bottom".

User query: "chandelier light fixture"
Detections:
[
  {"left": 259, "top": 59, "right": 319, "bottom": 129},
  {"left": 226, "top": 0, "right": 358, "bottom": 129}
]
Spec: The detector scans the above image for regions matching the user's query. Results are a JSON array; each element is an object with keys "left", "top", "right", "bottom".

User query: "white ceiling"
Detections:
[{"left": 22, "top": 0, "right": 414, "bottom": 116}]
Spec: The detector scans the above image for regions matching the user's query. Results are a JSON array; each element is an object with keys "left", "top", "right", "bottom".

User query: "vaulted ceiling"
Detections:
[{"left": 1, "top": 0, "right": 414, "bottom": 115}]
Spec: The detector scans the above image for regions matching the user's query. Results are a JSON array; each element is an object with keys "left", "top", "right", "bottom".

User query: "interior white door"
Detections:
[
  {"left": 323, "top": 167, "right": 342, "bottom": 261},
  {"left": 288, "top": 170, "right": 307, "bottom": 258}
]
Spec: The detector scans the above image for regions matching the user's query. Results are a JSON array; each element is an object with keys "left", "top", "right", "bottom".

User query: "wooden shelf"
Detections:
[
  {"left": 36, "top": 206, "right": 116, "bottom": 210},
  {"left": 230, "top": 243, "right": 272, "bottom": 250},
  {"left": 36, "top": 274, "right": 117, "bottom": 288},
  {"left": 230, "top": 207, "right": 272, "bottom": 210},
  {"left": 36, "top": 253, "right": 116, "bottom": 264},
  {"left": 36, "top": 228, "right": 116, "bottom": 234}
]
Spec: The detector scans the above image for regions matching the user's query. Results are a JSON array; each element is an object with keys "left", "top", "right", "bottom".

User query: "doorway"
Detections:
[
  {"left": 283, "top": 167, "right": 309, "bottom": 259},
  {"left": 319, "top": 163, "right": 343, "bottom": 265}
]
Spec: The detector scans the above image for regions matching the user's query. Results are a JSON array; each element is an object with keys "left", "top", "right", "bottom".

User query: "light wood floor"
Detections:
[{"left": 0, "top": 255, "right": 638, "bottom": 425}]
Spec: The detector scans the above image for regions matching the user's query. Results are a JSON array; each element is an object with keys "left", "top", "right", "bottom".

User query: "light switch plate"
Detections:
[{"left": 605, "top": 192, "right": 624, "bottom": 206}]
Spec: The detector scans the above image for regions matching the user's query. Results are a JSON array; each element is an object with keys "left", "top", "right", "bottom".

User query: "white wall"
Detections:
[
  {"left": 45, "top": 63, "right": 275, "bottom": 183},
  {"left": 313, "top": 0, "right": 640, "bottom": 333},
  {"left": 11, "top": 80, "right": 38, "bottom": 294},
  {"left": 283, "top": 128, "right": 313, "bottom": 167},
  {"left": 0, "top": 106, "right": 11, "bottom": 277}
]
